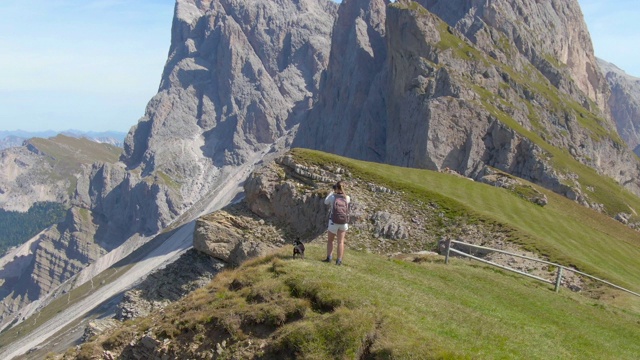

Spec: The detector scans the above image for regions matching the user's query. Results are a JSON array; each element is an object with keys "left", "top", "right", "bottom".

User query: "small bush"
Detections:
[{"left": 271, "top": 307, "right": 379, "bottom": 359}]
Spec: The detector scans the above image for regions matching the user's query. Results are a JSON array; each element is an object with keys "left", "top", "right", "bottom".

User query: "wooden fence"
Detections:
[{"left": 443, "top": 239, "right": 640, "bottom": 298}]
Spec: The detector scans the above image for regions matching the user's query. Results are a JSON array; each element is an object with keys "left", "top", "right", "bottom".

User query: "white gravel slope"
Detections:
[{"left": 0, "top": 221, "right": 195, "bottom": 360}]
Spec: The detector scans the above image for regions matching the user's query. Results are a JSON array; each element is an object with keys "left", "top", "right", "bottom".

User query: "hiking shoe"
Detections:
[
  {"left": 322, "top": 257, "right": 332, "bottom": 263},
  {"left": 335, "top": 259, "right": 342, "bottom": 266}
]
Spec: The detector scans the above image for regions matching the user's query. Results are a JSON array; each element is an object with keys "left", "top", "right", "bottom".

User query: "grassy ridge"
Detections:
[
  {"left": 26, "top": 134, "right": 123, "bottom": 196},
  {"left": 75, "top": 245, "right": 640, "bottom": 359},
  {"left": 291, "top": 149, "right": 640, "bottom": 294},
  {"left": 27, "top": 135, "right": 122, "bottom": 166}
]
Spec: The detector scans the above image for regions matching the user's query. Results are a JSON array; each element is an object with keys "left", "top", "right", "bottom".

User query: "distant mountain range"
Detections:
[{"left": 0, "top": 130, "right": 127, "bottom": 150}]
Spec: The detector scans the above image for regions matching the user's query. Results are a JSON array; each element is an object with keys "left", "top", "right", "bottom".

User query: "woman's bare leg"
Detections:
[
  {"left": 326, "top": 231, "right": 336, "bottom": 259},
  {"left": 336, "top": 230, "right": 346, "bottom": 261}
]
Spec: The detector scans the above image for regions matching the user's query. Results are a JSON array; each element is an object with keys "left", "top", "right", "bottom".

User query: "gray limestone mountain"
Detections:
[
  {"left": 295, "top": 0, "right": 640, "bottom": 206},
  {"left": 598, "top": 58, "right": 640, "bottom": 156},
  {"left": 124, "top": 0, "right": 337, "bottom": 171},
  {"left": 4, "top": 0, "right": 640, "bottom": 356},
  {"left": 0, "top": 135, "right": 122, "bottom": 212},
  {"left": 421, "top": 0, "right": 610, "bottom": 113},
  {"left": 0, "top": 0, "right": 337, "bottom": 334}
]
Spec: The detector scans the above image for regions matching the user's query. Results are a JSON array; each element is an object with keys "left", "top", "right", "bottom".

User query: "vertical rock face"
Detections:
[
  {"left": 296, "top": 1, "right": 640, "bottom": 201},
  {"left": 419, "top": 0, "right": 611, "bottom": 117},
  {"left": 599, "top": 58, "right": 640, "bottom": 155},
  {"left": 295, "top": 0, "right": 390, "bottom": 162},
  {"left": 125, "top": 0, "right": 337, "bottom": 171}
]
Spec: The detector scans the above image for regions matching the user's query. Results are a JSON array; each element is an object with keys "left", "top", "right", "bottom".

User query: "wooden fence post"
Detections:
[
  {"left": 554, "top": 266, "right": 563, "bottom": 292},
  {"left": 445, "top": 239, "right": 451, "bottom": 264}
]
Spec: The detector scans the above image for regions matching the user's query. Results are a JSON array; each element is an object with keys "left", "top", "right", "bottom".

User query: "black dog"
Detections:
[{"left": 293, "top": 239, "right": 305, "bottom": 259}]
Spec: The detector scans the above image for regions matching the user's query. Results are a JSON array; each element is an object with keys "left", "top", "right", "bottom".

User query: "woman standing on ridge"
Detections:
[{"left": 324, "top": 181, "right": 350, "bottom": 265}]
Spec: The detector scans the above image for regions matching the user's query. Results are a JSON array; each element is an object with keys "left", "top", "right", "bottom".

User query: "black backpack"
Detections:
[{"left": 331, "top": 194, "right": 349, "bottom": 225}]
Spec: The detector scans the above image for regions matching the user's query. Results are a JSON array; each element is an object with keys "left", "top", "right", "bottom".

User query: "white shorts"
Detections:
[{"left": 328, "top": 220, "right": 348, "bottom": 234}]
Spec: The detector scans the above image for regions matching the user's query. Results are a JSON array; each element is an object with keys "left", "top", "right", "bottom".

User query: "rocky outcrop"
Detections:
[
  {"left": 243, "top": 155, "right": 338, "bottom": 236},
  {"left": 115, "top": 249, "right": 224, "bottom": 321},
  {"left": 477, "top": 167, "right": 548, "bottom": 206},
  {"left": 599, "top": 58, "right": 640, "bottom": 155},
  {"left": 194, "top": 152, "right": 517, "bottom": 260},
  {"left": 193, "top": 204, "right": 283, "bottom": 266}
]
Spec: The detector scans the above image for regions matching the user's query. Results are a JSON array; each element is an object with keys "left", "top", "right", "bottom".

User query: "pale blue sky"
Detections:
[{"left": 0, "top": 0, "right": 637, "bottom": 133}]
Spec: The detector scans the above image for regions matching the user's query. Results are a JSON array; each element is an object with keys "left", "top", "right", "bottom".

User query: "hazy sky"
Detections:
[{"left": 0, "top": 0, "right": 637, "bottom": 133}]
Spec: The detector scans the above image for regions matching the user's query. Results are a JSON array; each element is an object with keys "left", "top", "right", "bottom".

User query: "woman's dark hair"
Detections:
[{"left": 334, "top": 181, "right": 345, "bottom": 194}]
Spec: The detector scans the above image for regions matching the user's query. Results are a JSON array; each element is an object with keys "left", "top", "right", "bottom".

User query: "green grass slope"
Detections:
[
  {"left": 68, "top": 245, "right": 640, "bottom": 359},
  {"left": 292, "top": 149, "right": 640, "bottom": 297},
  {"left": 27, "top": 134, "right": 122, "bottom": 171}
]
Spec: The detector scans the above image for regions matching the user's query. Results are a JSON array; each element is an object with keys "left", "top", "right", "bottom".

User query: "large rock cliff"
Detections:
[
  {"left": 420, "top": 0, "right": 611, "bottom": 113},
  {"left": 599, "top": 58, "right": 640, "bottom": 155},
  {"left": 124, "top": 0, "right": 336, "bottom": 172},
  {"left": 0, "top": 0, "right": 337, "bottom": 331},
  {"left": 295, "top": 0, "right": 640, "bottom": 208},
  {"left": 295, "top": 0, "right": 390, "bottom": 163}
]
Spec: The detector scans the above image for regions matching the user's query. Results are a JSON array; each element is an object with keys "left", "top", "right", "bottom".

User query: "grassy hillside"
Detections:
[
  {"left": 67, "top": 245, "right": 640, "bottom": 359},
  {"left": 60, "top": 149, "right": 640, "bottom": 359},
  {"left": 27, "top": 134, "right": 122, "bottom": 173},
  {"left": 292, "top": 149, "right": 640, "bottom": 296}
]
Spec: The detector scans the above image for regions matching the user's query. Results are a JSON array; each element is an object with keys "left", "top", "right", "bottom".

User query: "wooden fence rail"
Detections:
[{"left": 444, "top": 239, "right": 640, "bottom": 298}]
